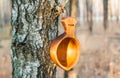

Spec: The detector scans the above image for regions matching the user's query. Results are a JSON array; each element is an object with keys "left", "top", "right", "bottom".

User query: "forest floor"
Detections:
[{"left": 0, "top": 21, "right": 120, "bottom": 78}]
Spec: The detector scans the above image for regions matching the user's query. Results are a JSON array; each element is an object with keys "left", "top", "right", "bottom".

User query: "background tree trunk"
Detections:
[
  {"left": 71, "top": 0, "right": 77, "bottom": 18},
  {"left": 0, "top": 0, "right": 4, "bottom": 27},
  {"left": 86, "top": 0, "right": 93, "bottom": 32},
  {"left": 103, "top": 0, "right": 108, "bottom": 30},
  {"left": 11, "top": 0, "right": 59, "bottom": 78}
]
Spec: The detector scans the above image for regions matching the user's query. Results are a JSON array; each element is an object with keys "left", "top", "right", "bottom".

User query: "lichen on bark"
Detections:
[{"left": 11, "top": 0, "right": 59, "bottom": 78}]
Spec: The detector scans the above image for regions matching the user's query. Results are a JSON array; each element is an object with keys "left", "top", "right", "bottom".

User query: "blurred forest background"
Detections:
[{"left": 0, "top": 0, "right": 120, "bottom": 78}]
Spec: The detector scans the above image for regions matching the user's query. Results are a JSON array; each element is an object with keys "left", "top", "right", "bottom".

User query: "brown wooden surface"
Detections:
[{"left": 50, "top": 17, "right": 80, "bottom": 71}]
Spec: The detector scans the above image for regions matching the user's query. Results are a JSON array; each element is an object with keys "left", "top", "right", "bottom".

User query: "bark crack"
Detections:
[{"left": 11, "top": 0, "right": 58, "bottom": 78}]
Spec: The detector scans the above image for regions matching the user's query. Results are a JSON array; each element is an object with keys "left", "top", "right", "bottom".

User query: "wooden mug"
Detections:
[{"left": 50, "top": 17, "right": 80, "bottom": 70}]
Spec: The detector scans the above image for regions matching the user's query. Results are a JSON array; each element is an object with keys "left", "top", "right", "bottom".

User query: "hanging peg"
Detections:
[{"left": 55, "top": 0, "right": 69, "bottom": 15}]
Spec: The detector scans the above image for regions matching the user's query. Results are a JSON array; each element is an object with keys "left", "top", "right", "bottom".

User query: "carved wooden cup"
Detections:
[{"left": 50, "top": 17, "right": 80, "bottom": 70}]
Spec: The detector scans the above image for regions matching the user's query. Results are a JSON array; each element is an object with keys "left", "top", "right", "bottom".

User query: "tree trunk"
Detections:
[
  {"left": 0, "top": 0, "right": 4, "bottom": 27},
  {"left": 71, "top": 0, "right": 77, "bottom": 17},
  {"left": 11, "top": 0, "right": 59, "bottom": 78},
  {"left": 86, "top": 0, "right": 93, "bottom": 33},
  {"left": 103, "top": 0, "right": 108, "bottom": 30}
]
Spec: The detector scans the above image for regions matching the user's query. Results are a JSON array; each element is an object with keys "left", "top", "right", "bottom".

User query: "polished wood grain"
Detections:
[{"left": 50, "top": 17, "right": 80, "bottom": 70}]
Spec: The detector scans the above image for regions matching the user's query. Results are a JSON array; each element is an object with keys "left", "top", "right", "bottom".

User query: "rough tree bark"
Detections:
[{"left": 11, "top": 0, "right": 59, "bottom": 78}]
